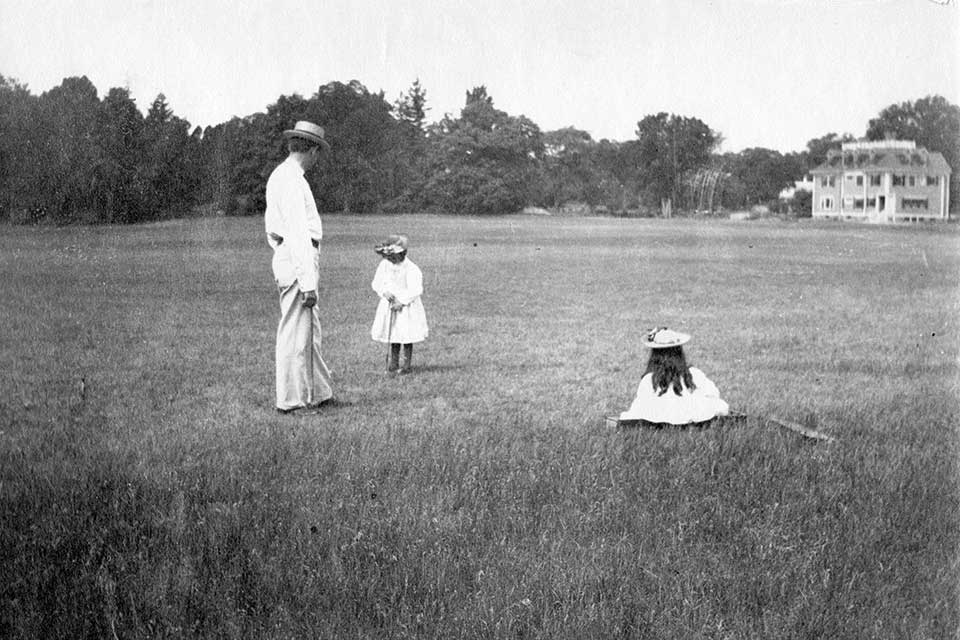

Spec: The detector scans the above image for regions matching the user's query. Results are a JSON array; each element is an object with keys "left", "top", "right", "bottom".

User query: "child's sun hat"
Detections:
[
  {"left": 374, "top": 234, "right": 408, "bottom": 256},
  {"left": 643, "top": 327, "right": 690, "bottom": 349}
]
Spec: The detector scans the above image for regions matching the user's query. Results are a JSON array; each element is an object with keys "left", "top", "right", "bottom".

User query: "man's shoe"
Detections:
[
  {"left": 276, "top": 403, "right": 325, "bottom": 416},
  {"left": 277, "top": 396, "right": 349, "bottom": 414}
]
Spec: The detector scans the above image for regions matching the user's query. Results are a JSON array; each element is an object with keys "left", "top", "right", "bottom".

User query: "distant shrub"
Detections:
[
  {"left": 7, "top": 205, "right": 48, "bottom": 225},
  {"left": 222, "top": 194, "right": 263, "bottom": 217},
  {"left": 792, "top": 190, "right": 813, "bottom": 217}
]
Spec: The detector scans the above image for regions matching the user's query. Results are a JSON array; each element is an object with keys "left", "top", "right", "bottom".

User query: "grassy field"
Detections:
[{"left": 1, "top": 214, "right": 958, "bottom": 639}]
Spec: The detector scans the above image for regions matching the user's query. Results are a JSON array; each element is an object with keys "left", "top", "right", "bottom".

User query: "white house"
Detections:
[{"left": 810, "top": 140, "right": 952, "bottom": 222}]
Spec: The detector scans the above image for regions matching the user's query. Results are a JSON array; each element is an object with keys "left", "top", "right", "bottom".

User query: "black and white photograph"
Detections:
[{"left": 1, "top": 0, "right": 958, "bottom": 637}]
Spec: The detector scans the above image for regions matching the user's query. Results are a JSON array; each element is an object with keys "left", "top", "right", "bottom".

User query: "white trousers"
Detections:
[{"left": 275, "top": 282, "right": 333, "bottom": 410}]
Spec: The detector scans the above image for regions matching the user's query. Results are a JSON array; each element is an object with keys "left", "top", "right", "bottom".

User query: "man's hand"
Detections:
[
  {"left": 384, "top": 292, "right": 397, "bottom": 304},
  {"left": 301, "top": 290, "right": 318, "bottom": 308},
  {"left": 390, "top": 301, "right": 404, "bottom": 312}
]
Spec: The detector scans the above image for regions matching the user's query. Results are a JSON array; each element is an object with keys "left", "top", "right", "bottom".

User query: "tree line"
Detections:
[{"left": 1, "top": 73, "right": 957, "bottom": 224}]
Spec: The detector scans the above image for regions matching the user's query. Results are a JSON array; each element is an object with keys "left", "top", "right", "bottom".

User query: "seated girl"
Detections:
[{"left": 620, "top": 327, "right": 729, "bottom": 426}]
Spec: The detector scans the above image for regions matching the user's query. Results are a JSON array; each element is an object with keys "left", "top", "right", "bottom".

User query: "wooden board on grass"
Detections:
[
  {"left": 605, "top": 412, "right": 747, "bottom": 430},
  {"left": 605, "top": 412, "right": 836, "bottom": 443}
]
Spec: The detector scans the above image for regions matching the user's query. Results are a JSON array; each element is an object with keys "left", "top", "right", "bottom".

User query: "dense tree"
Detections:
[
  {"left": 200, "top": 114, "right": 274, "bottom": 215},
  {"left": 194, "top": 81, "right": 409, "bottom": 216},
  {"left": 866, "top": 95, "right": 960, "bottom": 210},
  {"left": 203, "top": 93, "right": 312, "bottom": 215},
  {"left": 0, "top": 74, "right": 38, "bottom": 221},
  {"left": 136, "top": 93, "right": 200, "bottom": 219},
  {"left": 310, "top": 81, "right": 402, "bottom": 213},
  {"left": 726, "top": 148, "right": 806, "bottom": 207},
  {"left": 14, "top": 80, "right": 201, "bottom": 223},
  {"left": 632, "top": 113, "right": 718, "bottom": 216},
  {"left": 420, "top": 86, "right": 543, "bottom": 214},
  {"left": 803, "top": 132, "right": 856, "bottom": 170},
  {"left": 6, "top": 71, "right": 953, "bottom": 224},
  {"left": 593, "top": 139, "right": 641, "bottom": 212},
  {"left": 539, "top": 127, "right": 601, "bottom": 207},
  {"left": 94, "top": 87, "right": 145, "bottom": 222},
  {"left": 35, "top": 76, "right": 104, "bottom": 222},
  {"left": 386, "top": 79, "right": 431, "bottom": 211},
  {"left": 717, "top": 173, "right": 747, "bottom": 212}
]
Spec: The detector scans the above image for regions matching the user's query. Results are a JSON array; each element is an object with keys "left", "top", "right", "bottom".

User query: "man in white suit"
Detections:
[{"left": 264, "top": 121, "right": 334, "bottom": 414}]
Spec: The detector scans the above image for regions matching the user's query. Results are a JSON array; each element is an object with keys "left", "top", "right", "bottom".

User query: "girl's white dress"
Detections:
[
  {"left": 370, "top": 258, "right": 429, "bottom": 344},
  {"left": 619, "top": 367, "right": 729, "bottom": 424}
]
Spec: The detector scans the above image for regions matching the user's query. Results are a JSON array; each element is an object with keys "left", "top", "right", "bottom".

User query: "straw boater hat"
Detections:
[
  {"left": 643, "top": 327, "right": 690, "bottom": 349},
  {"left": 374, "top": 234, "right": 408, "bottom": 256},
  {"left": 283, "top": 121, "right": 331, "bottom": 150}
]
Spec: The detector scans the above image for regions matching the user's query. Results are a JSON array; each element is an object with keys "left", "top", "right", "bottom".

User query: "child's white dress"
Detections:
[
  {"left": 619, "top": 367, "right": 729, "bottom": 424},
  {"left": 370, "top": 258, "right": 429, "bottom": 344}
]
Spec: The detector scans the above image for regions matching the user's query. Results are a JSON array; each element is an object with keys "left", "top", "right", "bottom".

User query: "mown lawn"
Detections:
[{"left": 1, "top": 214, "right": 958, "bottom": 639}]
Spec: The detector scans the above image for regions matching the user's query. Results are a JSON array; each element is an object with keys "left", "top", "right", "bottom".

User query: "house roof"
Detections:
[{"left": 810, "top": 145, "right": 952, "bottom": 175}]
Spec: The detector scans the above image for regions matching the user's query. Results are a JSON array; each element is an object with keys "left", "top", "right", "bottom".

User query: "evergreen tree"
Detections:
[
  {"left": 95, "top": 87, "right": 144, "bottom": 222},
  {"left": 138, "top": 93, "right": 199, "bottom": 219},
  {"left": 395, "top": 78, "right": 428, "bottom": 131},
  {"left": 386, "top": 79, "right": 431, "bottom": 212}
]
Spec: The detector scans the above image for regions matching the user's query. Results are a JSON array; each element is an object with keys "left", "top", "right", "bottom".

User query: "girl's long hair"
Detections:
[{"left": 643, "top": 346, "right": 695, "bottom": 396}]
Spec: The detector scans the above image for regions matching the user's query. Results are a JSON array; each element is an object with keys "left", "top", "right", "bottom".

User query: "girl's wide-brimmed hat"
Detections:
[
  {"left": 283, "top": 120, "right": 331, "bottom": 149},
  {"left": 374, "top": 234, "right": 408, "bottom": 256},
  {"left": 643, "top": 327, "right": 690, "bottom": 349}
]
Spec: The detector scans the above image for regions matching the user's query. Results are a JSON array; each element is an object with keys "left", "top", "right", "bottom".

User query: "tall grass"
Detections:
[{"left": 1, "top": 216, "right": 958, "bottom": 638}]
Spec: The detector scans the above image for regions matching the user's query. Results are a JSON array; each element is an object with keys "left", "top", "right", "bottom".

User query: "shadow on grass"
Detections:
[{"left": 406, "top": 363, "right": 469, "bottom": 374}]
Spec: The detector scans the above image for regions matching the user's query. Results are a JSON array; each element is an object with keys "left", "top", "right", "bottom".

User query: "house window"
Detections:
[
  {"left": 870, "top": 174, "right": 882, "bottom": 186},
  {"left": 866, "top": 197, "right": 876, "bottom": 208},
  {"left": 828, "top": 176, "right": 835, "bottom": 187},
  {"left": 842, "top": 197, "right": 855, "bottom": 210},
  {"left": 902, "top": 197, "right": 928, "bottom": 210},
  {"left": 820, "top": 197, "right": 834, "bottom": 210},
  {"left": 853, "top": 198, "right": 865, "bottom": 209},
  {"left": 926, "top": 175, "right": 939, "bottom": 186},
  {"left": 908, "top": 176, "right": 916, "bottom": 187},
  {"left": 856, "top": 176, "right": 864, "bottom": 186},
  {"left": 892, "top": 175, "right": 905, "bottom": 186},
  {"left": 820, "top": 176, "right": 828, "bottom": 187}
]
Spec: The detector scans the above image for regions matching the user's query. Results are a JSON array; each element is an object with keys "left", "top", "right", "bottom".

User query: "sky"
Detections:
[{"left": 1, "top": 0, "right": 958, "bottom": 154}]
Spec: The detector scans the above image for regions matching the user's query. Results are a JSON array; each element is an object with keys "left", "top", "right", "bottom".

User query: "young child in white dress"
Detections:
[
  {"left": 370, "top": 235, "right": 429, "bottom": 374},
  {"left": 619, "top": 327, "right": 729, "bottom": 426}
]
